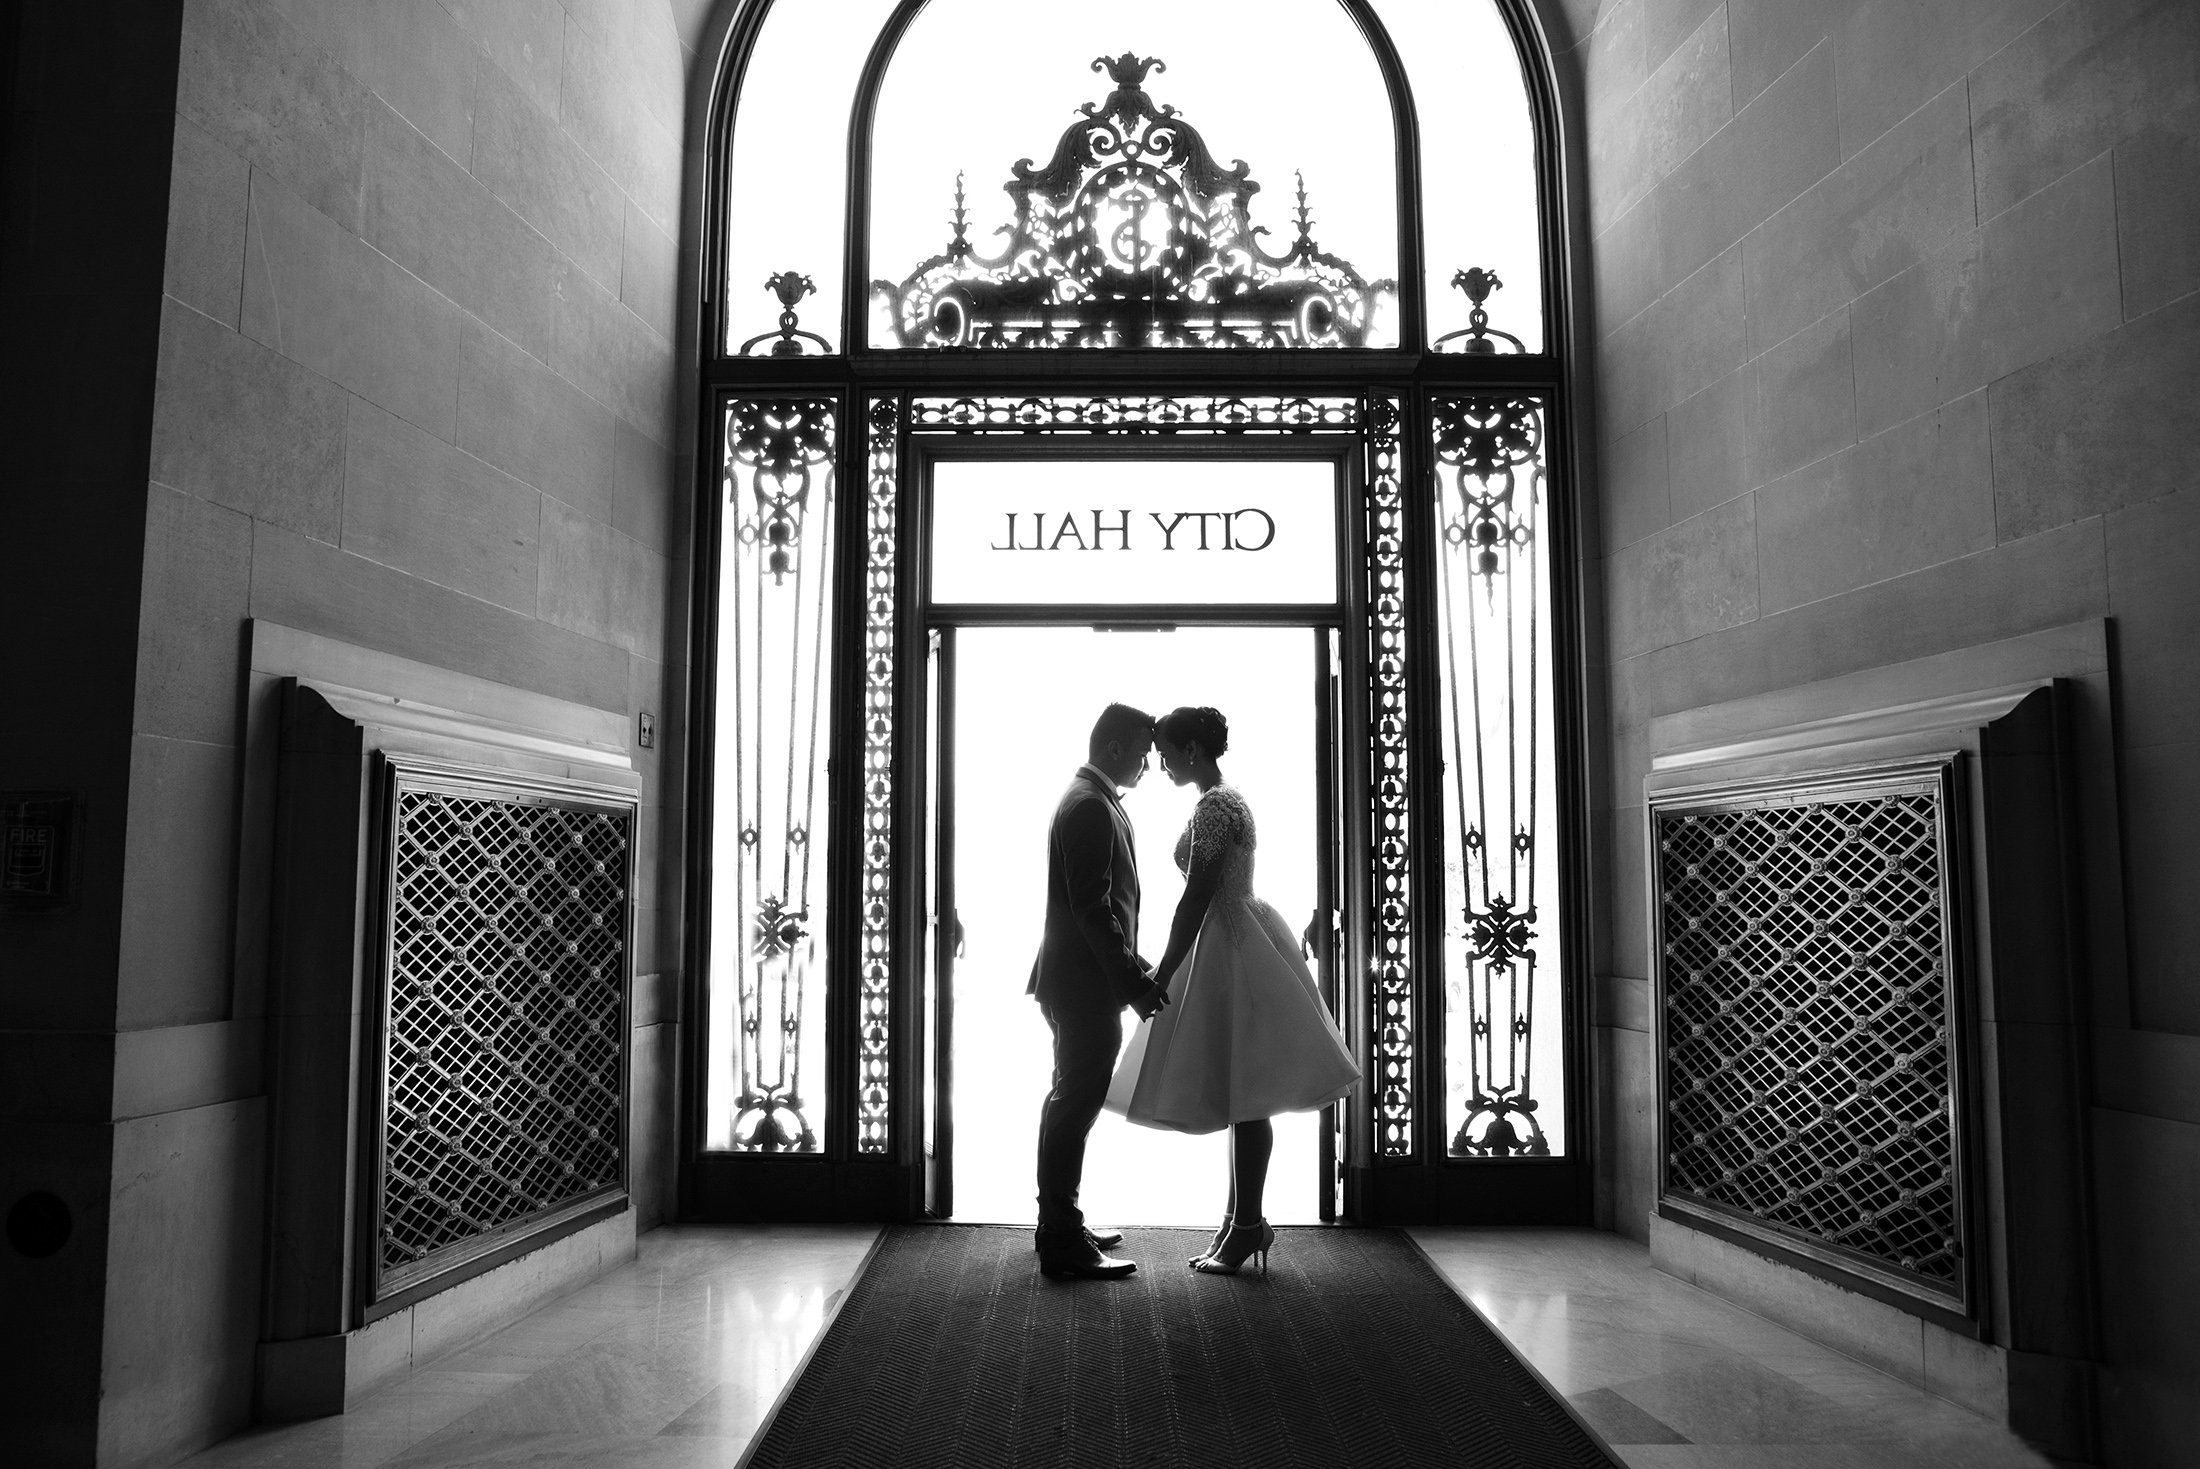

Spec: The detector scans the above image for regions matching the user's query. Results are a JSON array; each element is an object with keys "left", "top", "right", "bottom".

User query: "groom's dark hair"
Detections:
[{"left": 1089, "top": 703, "right": 1155, "bottom": 760}]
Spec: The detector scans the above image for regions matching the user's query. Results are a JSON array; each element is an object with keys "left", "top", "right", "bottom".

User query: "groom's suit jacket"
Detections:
[{"left": 1028, "top": 766, "right": 1149, "bottom": 1010}]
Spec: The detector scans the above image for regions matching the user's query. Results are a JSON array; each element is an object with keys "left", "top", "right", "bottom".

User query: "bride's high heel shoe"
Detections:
[
  {"left": 1191, "top": 1219, "right": 1274, "bottom": 1276},
  {"left": 1189, "top": 1214, "right": 1234, "bottom": 1269}
]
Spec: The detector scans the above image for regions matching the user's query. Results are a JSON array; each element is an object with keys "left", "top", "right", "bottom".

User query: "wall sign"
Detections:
[
  {"left": 929, "top": 459, "right": 1338, "bottom": 606},
  {"left": 1, "top": 792, "right": 76, "bottom": 907}
]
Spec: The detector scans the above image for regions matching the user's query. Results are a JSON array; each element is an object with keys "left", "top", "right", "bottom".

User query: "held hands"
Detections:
[{"left": 1130, "top": 956, "right": 1170, "bottom": 1021}]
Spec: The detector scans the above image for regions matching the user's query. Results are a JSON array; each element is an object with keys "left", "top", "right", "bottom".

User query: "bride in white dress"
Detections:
[{"left": 1105, "top": 706, "right": 1360, "bottom": 1274}]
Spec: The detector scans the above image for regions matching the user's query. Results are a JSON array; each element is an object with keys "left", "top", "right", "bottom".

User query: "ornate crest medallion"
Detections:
[{"left": 874, "top": 54, "right": 1394, "bottom": 349}]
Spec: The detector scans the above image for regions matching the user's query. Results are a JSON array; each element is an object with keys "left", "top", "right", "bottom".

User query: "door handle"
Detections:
[{"left": 952, "top": 912, "right": 967, "bottom": 959}]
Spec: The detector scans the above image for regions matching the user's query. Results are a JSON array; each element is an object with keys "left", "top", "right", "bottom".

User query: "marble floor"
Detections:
[
  {"left": 178, "top": 1224, "right": 2052, "bottom": 1468},
  {"left": 1410, "top": 1228, "right": 2055, "bottom": 1469},
  {"left": 177, "top": 1225, "right": 880, "bottom": 1469}
]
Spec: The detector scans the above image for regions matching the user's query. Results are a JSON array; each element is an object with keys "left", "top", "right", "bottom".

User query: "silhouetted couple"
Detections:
[{"left": 1028, "top": 703, "right": 1360, "bottom": 1280}]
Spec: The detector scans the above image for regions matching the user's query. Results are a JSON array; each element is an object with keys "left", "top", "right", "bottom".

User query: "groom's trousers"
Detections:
[{"left": 1035, "top": 1000, "right": 1123, "bottom": 1246}]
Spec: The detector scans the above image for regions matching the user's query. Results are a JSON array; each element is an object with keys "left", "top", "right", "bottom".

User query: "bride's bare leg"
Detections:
[
  {"left": 1193, "top": 1121, "right": 1279, "bottom": 1274},
  {"left": 1231, "top": 1119, "right": 1273, "bottom": 1223}
]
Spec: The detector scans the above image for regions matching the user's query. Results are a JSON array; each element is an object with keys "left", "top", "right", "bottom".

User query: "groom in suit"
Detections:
[{"left": 1029, "top": 703, "right": 1168, "bottom": 1279}]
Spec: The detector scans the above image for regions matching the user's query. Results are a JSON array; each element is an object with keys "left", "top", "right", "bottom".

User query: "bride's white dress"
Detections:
[{"left": 1106, "top": 783, "right": 1360, "bottom": 1133}]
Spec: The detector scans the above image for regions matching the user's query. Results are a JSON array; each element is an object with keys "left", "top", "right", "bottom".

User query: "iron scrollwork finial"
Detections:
[
  {"left": 738, "top": 271, "right": 833, "bottom": 357},
  {"left": 1433, "top": 267, "right": 1526, "bottom": 355},
  {"left": 1095, "top": 50, "right": 1165, "bottom": 89}
]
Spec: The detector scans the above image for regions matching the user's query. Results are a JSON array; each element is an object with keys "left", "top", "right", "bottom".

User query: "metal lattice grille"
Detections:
[
  {"left": 1656, "top": 786, "right": 1961, "bottom": 1294},
  {"left": 381, "top": 786, "right": 630, "bottom": 1279}
]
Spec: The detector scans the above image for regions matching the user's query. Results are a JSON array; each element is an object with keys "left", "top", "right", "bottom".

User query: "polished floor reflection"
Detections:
[
  {"left": 180, "top": 1224, "right": 2050, "bottom": 1468},
  {"left": 177, "top": 1226, "right": 878, "bottom": 1469},
  {"left": 1409, "top": 1228, "right": 2052, "bottom": 1469}
]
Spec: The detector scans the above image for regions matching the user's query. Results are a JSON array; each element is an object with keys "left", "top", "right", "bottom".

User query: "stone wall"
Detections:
[
  {"left": 1551, "top": 0, "right": 2198, "bottom": 1459},
  {"left": 19, "top": 1, "right": 695, "bottom": 1463},
  {"left": 0, "top": 6, "right": 183, "bottom": 1463}
]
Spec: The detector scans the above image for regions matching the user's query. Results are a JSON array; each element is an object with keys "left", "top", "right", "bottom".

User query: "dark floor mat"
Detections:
[{"left": 743, "top": 1224, "right": 1622, "bottom": 1468}]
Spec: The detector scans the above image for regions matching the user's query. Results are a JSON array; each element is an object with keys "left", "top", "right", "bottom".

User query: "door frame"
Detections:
[
  {"left": 902, "top": 432, "right": 1365, "bottom": 1222},
  {"left": 922, "top": 620, "right": 1350, "bottom": 1224},
  {"left": 923, "top": 627, "right": 954, "bottom": 1219}
]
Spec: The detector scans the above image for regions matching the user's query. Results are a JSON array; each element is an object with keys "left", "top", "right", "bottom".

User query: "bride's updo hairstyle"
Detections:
[{"left": 1157, "top": 705, "right": 1229, "bottom": 759}]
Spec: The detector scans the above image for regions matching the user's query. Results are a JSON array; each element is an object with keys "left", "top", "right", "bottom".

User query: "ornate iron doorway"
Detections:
[{"left": 684, "top": 0, "right": 1592, "bottom": 1225}]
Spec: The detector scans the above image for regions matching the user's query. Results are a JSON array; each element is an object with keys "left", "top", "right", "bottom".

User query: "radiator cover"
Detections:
[
  {"left": 1650, "top": 760, "right": 1974, "bottom": 1315},
  {"left": 369, "top": 760, "right": 637, "bottom": 1302}
]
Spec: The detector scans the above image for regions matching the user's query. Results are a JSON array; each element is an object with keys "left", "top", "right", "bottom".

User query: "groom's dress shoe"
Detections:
[
  {"left": 1033, "top": 1225, "right": 1123, "bottom": 1252},
  {"left": 1038, "top": 1241, "right": 1137, "bottom": 1280}
]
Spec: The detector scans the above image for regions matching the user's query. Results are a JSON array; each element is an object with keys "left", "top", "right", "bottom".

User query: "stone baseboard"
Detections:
[
  {"left": 255, "top": 1208, "right": 636, "bottom": 1420},
  {"left": 1649, "top": 1213, "right": 2007, "bottom": 1419}
]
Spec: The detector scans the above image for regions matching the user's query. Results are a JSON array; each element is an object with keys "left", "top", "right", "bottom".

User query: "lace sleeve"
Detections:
[
  {"left": 1182, "top": 788, "right": 1246, "bottom": 883},
  {"left": 1156, "top": 788, "right": 1247, "bottom": 988}
]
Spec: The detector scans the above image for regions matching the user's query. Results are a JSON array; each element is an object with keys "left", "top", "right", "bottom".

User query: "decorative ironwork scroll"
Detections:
[
  {"left": 1654, "top": 781, "right": 1964, "bottom": 1297},
  {"left": 1366, "top": 395, "right": 1413, "bottom": 1158},
  {"left": 378, "top": 777, "right": 631, "bottom": 1287},
  {"left": 906, "top": 393, "right": 1355, "bottom": 433},
  {"left": 711, "top": 398, "right": 837, "bottom": 1152},
  {"left": 904, "top": 391, "right": 1395, "bottom": 1156},
  {"left": 909, "top": 395, "right": 1361, "bottom": 434},
  {"left": 1431, "top": 395, "right": 1561, "bottom": 1158},
  {"left": 857, "top": 398, "right": 903, "bottom": 1153},
  {"left": 875, "top": 54, "right": 1393, "bottom": 349}
]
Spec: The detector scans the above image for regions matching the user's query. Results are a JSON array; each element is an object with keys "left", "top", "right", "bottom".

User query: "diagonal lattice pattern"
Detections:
[
  {"left": 381, "top": 788, "right": 630, "bottom": 1278},
  {"left": 1656, "top": 789, "right": 1961, "bottom": 1293}
]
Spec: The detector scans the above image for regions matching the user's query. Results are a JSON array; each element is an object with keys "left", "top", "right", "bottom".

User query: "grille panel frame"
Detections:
[
  {"left": 366, "top": 758, "right": 639, "bottom": 1306},
  {"left": 1649, "top": 758, "right": 1977, "bottom": 1318}
]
